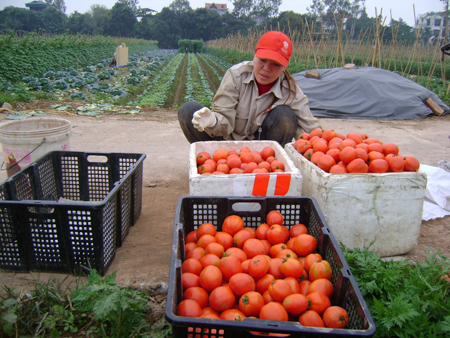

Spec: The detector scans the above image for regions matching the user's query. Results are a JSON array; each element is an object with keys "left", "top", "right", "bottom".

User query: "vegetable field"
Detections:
[
  {"left": 0, "top": 46, "right": 233, "bottom": 110},
  {"left": 1, "top": 38, "right": 450, "bottom": 338},
  {"left": 0, "top": 33, "right": 158, "bottom": 83}
]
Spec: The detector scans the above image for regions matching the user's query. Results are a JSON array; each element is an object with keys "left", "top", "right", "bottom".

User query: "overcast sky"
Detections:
[{"left": 1, "top": 0, "right": 445, "bottom": 27}]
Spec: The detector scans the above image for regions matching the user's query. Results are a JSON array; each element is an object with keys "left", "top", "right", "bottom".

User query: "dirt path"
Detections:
[
  {"left": 0, "top": 103, "right": 449, "bottom": 294},
  {"left": 197, "top": 55, "right": 221, "bottom": 93},
  {"left": 172, "top": 54, "right": 188, "bottom": 107}
]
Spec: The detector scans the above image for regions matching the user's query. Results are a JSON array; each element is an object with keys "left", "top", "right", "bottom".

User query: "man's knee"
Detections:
[
  {"left": 271, "top": 106, "right": 297, "bottom": 123},
  {"left": 266, "top": 106, "right": 297, "bottom": 131},
  {"left": 179, "top": 101, "right": 203, "bottom": 119}
]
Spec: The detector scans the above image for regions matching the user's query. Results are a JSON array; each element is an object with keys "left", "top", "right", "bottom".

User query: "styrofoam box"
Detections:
[
  {"left": 189, "top": 141, "right": 302, "bottom": 197},
  {"left": 285, "top": 142, "right": 427, "bottom": 257}
]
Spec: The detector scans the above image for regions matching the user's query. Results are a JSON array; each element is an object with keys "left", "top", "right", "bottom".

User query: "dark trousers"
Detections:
[{"left": 178, "top": 101, "right": 297, "bottom": 147}]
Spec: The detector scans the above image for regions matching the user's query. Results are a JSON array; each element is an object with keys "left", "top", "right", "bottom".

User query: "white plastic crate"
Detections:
[
  {"left": 285, "top": 142, "right": 427, "bottom": 257},
  {"left": 189, "top": 141, "right": 302, "bottom": 197}
]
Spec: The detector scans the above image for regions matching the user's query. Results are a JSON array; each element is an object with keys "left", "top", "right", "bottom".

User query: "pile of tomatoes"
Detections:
[
  {"left": 293, "top": 128, "right": 420, "bottom": 174},
  {"left": 196, "top": 146, "right": 286, "bottom": 175},
  {"left": 178, "top": 210, "right": 350, "bottom": 331}
]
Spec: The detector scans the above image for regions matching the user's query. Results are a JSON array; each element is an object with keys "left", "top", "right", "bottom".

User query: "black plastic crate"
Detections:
[
  {"left": 0, "top": 151, "right": 146, "bottom": 276},
  {"left": 166, "top": 196, "right": 376, "bottom": 338}
]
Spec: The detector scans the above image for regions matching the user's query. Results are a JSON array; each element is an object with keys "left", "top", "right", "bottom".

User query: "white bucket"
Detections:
[{"left": 0, "top": 118, "right": 72, "bottom": 177}]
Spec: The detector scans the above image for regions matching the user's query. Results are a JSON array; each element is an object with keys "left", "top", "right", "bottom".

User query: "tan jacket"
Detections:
[{"left": 207, "top": 61, "right": 320, "bottom": 140}]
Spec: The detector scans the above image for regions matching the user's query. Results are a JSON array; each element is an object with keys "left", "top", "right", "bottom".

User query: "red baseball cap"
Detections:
[{"left": 255, "top": 31, "right": 292, "bottom": 67}]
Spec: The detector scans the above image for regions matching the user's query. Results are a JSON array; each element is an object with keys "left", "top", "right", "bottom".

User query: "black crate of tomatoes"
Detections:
[{"left": 165, "top": 196, "right": 376, "bottom": 337}]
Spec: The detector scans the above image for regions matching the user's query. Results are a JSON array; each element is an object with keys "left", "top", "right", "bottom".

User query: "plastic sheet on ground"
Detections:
[
  {"left": 420, "top": 164, "right": 450, "bottom": 221},
  {"left": 293, "top": 66, "right": 450, "bottom": 119}
]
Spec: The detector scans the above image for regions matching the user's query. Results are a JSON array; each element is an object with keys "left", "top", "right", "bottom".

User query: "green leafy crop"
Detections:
[
  {"left": 0, "top": 270, "right": 155, "bottom": 337},
  {"left": 0, "top": 32, "right": 158, "bottom": 83},
  {"left": 71, "top": 270, "right": 151, "bottom": 337},
  {"left": 343, "top": 245, "right": 450, "bottom": 338}
]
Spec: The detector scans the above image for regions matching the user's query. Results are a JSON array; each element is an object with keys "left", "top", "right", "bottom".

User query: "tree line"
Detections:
[{"left": 0, "top": 0, "right": 444, "bottom": 48}]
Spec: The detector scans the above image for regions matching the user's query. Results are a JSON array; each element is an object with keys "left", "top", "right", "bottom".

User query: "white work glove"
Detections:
[{"left": 192, "top": 107, "right": 217, "bottom": 132}]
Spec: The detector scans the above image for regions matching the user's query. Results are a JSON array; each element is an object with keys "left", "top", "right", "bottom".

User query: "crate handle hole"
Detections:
[
  {"left": 87, "top": 155, "right": 108, "bottom": 163},
  {"left": 232, "top": 202, "right": 261, "bottom": 212}
]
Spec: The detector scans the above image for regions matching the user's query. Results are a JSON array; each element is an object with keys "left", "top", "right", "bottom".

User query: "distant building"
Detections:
[
  {"left": 25, "top": 0, "right": 47, "bottom": 12},
  {"left": 416, "top": 12, "right": 448, "bottom": 43},
  {"left": 205, "top": 3, "right": 228, "bottom": 16}
]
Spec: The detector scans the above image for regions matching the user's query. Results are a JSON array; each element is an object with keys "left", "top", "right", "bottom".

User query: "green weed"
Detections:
[
  {"left": 0, "top": 270, "right": 163, "bottom": 338},
  {"left": 343, "top": 245, "right": 450, "bottom": 338}
]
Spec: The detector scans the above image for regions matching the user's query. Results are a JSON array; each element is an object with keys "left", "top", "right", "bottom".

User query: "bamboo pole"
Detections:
[
  {"left": 321, "top": 13, "right": 328, "bottom": 68},
  {"left": 371, "top": 8, "right": 382, "bottom": 67},
  {"left": 305, "top": 18, "right": 318, "bottom": 68}
]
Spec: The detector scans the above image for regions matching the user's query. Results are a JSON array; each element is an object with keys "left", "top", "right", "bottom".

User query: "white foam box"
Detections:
[
  {"left": 189, "top": 141, "right": 302, "bottom": 197},
  {"left": 285, "top": 142, "right": 427, "bottom": 257}
]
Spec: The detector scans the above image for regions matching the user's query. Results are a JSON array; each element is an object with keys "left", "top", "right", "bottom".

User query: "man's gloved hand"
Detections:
[{"left": 192, "top": 107, "right": 217, "bottom": 132}]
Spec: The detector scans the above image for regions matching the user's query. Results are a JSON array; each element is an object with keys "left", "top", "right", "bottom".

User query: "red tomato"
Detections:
[
  {"left": 283, "top": 277, "right": 300, "bottom": 294},
  {"left": 269, "top": 243, "right": 288, "bottom": 258},
  {"left": 209, "top": 286, "right": 236, "bottom": 312},
  {"left": 185, "top": 230, "right": 198, "bottom": 243},
  {"left": 229, "top": 272, "right": 256, "bottom": 297},
  {"left": 292, "top": 234, "right": 317, "bottom": 257},
  {"left": 239, "top": 291, "right": 265, "bottom": 317},
  {"left": 243, "top": 238, "right": 267, "bottom": 259},
  {"left": 181, "top": 272, "right": 200, "bottom": 291},
  {"left": 181, "top": 258, "right": 203, "bottom": 276},
  {"left": 306, "top": 291, "right": 331, "bottom": 315},
  {"left": 298, "top": 280, "right": 311, "bottom": 296},
  {"left": 299, "top": 310, "right": 325, "bottom": 327},
  {"left": 183, "top": 286, "right": 209, "bottom": 309},
  {"left": 199, "top": 253, "right": 220, "bottom": 269},
  {"left": 225, "top": 247, "right": 248, "bottom": 263},
  {"left": 248, "top": 255, "right": 269, "bottom": 279},
  {"left": 276, "top": 249, "right": 298, "bottom": 260},
  {"left": 280, "top": 257, "right": 304, "bottom": 279},
  {"left": 259, "top": 302, "right": 289, "bottom": 321},
  {"left": 197, "top": 222, "right": 217, "bottom": 239},
  {"left": 234, "top": 229, "right": 254, "bottom": 249},
  {"left": 308, "top": 278, "right": 334, "bottom": 298},
  {"left": 199, "top": 265, "right": 222, "bottom": 292},
  {"left": 219, "top": 255, "right": 243, "bottom": 282},
  {"left": 268, "top": 279, "right": 294, "bottom": 302},
  {"left": 282, "top": 293, "right": 309, "bottom": 315},
  {"left": 322, "top": 306, "right": 349, "bottom": 328},
  {"left": 220, "top": 308, "right": 246, "bottom": 321},
  {"left": 256, "top": 274, "right": 276, "bottom": 294},
  {"left": 177, "top": 299, "right": 202, "bottom": 317},
  {"left": 266, "top": 224, "right": 289, "bottom": 245},
  {"left": 256, "top": 223, "right": 270, "bottom": 240},
  {"left": 215, "top": 231, "right": 234, "bottom": 250},
  {"left": 309, "top": 260, "right": 333, "bottom": 281},
  {"left": 222, "top": 215, "right": 244, "bottom": 236},
  {"left": 289, "top": 223, "right": 308, "bottom": 237},
  {"left": 268, "top": 258, "right": 284, "bottom": 279},
  {"left": 266, "top": 210, "right": 284, "bottom": 226},
  {"left": 303, "top": 253, "right": 322, "bottom": 272}
]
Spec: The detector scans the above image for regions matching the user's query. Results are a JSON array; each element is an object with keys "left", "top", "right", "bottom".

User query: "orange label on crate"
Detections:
[
  {"left": 252, "top": 174, "right": 270, "bottom": 196},
  {"left": 274, "top": 173, "right": 291, "bottom": 195}
]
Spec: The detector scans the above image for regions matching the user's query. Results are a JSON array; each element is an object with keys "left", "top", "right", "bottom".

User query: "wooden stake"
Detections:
[{"left": 425, "top": 98, "right": 444, "bottom": 116}]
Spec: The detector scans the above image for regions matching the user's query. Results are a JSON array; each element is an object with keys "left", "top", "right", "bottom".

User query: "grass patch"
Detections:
[{"left": 0, "top": 270, "right": 171, "bottom": 337}]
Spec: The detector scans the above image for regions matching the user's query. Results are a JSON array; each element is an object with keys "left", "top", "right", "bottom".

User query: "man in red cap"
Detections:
[{"left": 178, "top": 31, "right": 320, "bottom": 146}]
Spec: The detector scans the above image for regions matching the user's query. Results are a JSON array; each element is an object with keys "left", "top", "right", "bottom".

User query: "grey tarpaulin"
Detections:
[{"left": 293, "top": 66, "right": 450, "bottom": 119}]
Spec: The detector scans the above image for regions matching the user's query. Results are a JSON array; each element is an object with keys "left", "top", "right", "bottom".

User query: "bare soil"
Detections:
[{"left": 0, "top": 100, "right": 449, "bottom": 303}]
